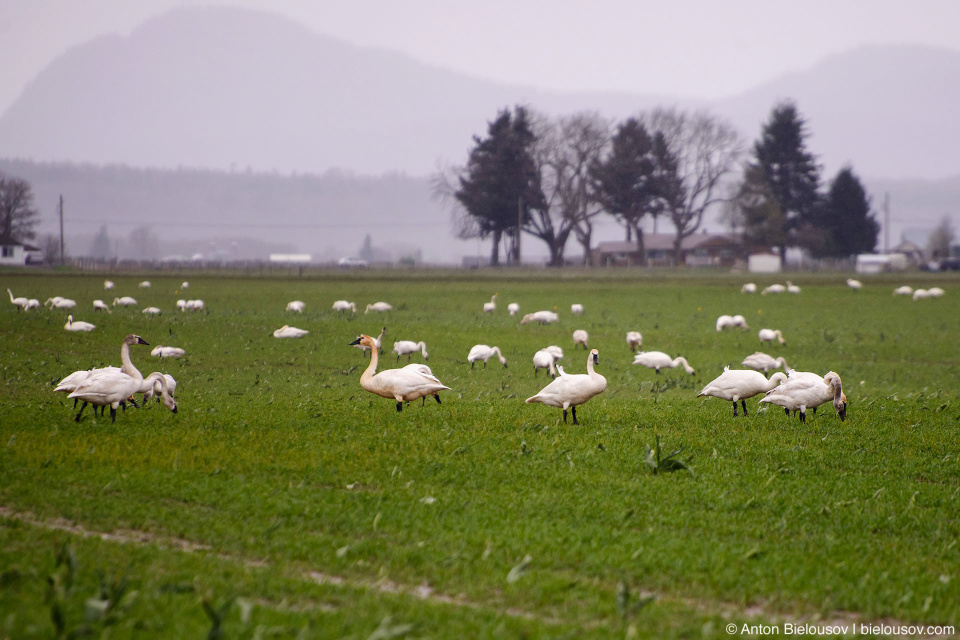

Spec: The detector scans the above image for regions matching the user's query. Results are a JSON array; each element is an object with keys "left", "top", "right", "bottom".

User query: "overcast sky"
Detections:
[{"left": 3, "top": 0, "right": 960, "bottom": 115}]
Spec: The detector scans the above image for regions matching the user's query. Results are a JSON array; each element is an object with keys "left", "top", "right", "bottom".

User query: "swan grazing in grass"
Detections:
[
  {"left": 393, "top": 340, "right": 428, "bottom": 362},
  {"left": 892, "top": 286, "right": 913, "bottom": 296},
  {"left": 741, "top": 283, "right": 757, "bottom": 294},
  {"left": 731, "top": 314, "right": 749, "bottom": 329},
  {"left": 7, "top": 289, "right": 28, "bottom": 310},
  {"left": 520, "top": 310, "right": 559, "bottom": 325},
  {"left": 741, "top": 352, "right": 789, "bottom": 372},
  {"left": 761, "top": 284, "right": 785, "bottom": 295},
  {"left": 912, "top": 288, "right": 929, "bottom": 300},
  {"left": 758, "top": 328, "right": 786, "bottom": 345},
  {"left": 626, "top": 331, "right": 643, "bottom": 352},
  {"left": 526, "top": 348, "right": 607, "bottom": 425},
  {"left": 25, "top": 298, "right": 40, "bottom": 310},
  {"left": 759, "top": 370, "right": 847, "bottom": 423},
  {"left": 349, "top": 334, "right": 450, "bottom": 412},
  {"left": 67, "top": 334, "right": 150, "bottom": 422},
  {"left": 717, "top": 314, "right": 750, "bottom": 331},
  {"left": 185, "top": 299, "right": 204, "bottom": 311},
  {"left": 55, "top": 366, "right": 122, "bottom": 410},
  {"left": 786, "top": 281, "right": 801, "bottom": 294},
  {"left": 467, "top": 345, "right": 507, "bottom": 369},
  {"left": 142, "top": 373, "right": 177, "bottom": 404},
  {"left": 365, "top": 301, "right": 393, "bottom": 313},
  {"left": 46, "top": 297, "right": 77, "bottom": 309},
  {"left": 507, "top": 302, "right": 520, "bottom": 316},
  {"left": 632, "top": 351, "right": 695, "bottom": 375},
  {"left": 151, "top": 345, "right": 185, "bottom": 358},
  {"left": 572, "top": 329, "right": 589, "bottom": 349},
  {"left": 142, "top": 306, "right": 162, "bottom": 315},
  {"left": 273, "top": 325, "right": 309, "bottom": 338},
  {"left": 533, "top": 348, "right": 561, "bottom": 378},
  {"left": 64, "top": 315, "right": 96, "bottom": 332},
  {"left": 571, "top": 303, "right": 584, "bottom": 315},
  {"left": 483, "top": 295, "right": 497, "bottom": 313},
  {"left": 698, "top": 367, "right": 788, "bottom": 417},
  {"left": 286, "top": 300, "right": 306, "bottom": 313},
  {"left": 93, "top": 299, "right": 111, "bottom": 313},
  {"left": 332, "top": 300, "right": 357, "bottom": 313},
  {"left": 927, "top": 287, "right": 945, "bottom": 298},
  {"left": 138, "top": 281, "right": 151, "bottom": 288},
  {"left": 176, "top": 299, "right": 187, "bottom": 311},
  {"left": 113, "top": 296, "right": 137, "bottom": 307},
  {"left": 104, "top": 280, "right": 115, "bottom": 290},
  {"left": 846, "top": 278, "right": 862, "bottom": 290}
]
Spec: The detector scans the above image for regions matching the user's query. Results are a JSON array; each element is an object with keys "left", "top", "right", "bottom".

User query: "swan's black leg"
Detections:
[
  {"left": 799, "top": 410, "right": 806, "bottom": 423},
  {"left": 73, "top": 398, "right": 78, "bottom": 409},
  {"left": 75, "top": 402, "right": 87, "bottom": 422},
  {"left": 483, "top": 361, "right": 487, "bottom": 369},
  {"left": 741, "top": 400, "right": 748, "bottom": 416},
  {"left": 572, "top": 406, "right": 578, "bottom": 425},
  {"left": 562, "top": 408, "right": 568, "bottom": 423},
  {"left": 534, "top": 366, "right": 538, "bottom": 376},
  {"left": 434, "top": 394, "right": 441, "bottom": 404},
  {"left": 732, "top": 401, "right": 738, "bottom": 417},
  {"left": 471, "top": 361, "right": 475, "bottom": 370},
  {"left": 110, "top": 406, "right": 117, "bottom": 423},
  {"left": 422, "top": 396, "right": 426, "bottom": 407},
  {"left": 396, "top": 401, "right": 402, "bottom": 412},
  {"left": 784, "top": 407, "right": 790, "bottom": 416}
]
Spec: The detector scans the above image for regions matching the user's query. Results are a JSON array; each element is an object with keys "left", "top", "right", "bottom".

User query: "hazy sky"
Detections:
[{"left": 3, "top": 0, "right": 960, "bottom": 114}]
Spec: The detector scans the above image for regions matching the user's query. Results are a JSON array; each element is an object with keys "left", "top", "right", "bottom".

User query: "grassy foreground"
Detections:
[{"left": 1, "top": 270, "right": 959, "bottom": 639}]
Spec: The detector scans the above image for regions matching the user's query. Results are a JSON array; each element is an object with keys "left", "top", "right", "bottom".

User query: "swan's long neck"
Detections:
[
  {"left": 492, "top": 346, "right": 505, "bottom": 363},
  {"left": 7, "top": 289, "right": 13, "bottom": 302},
  {"left": 361, "top": 341, "right": 380, "bottom": 386},
  {"left": 672, "top": 356, "right": 692, "bottom": 372},
  {"left": 419, "top": 342, "right": 428, "bottom": 357},
  {"left": 765, "top": 372, "right": 787, "bottom": 390},
  {"left": 586, "top": 353, "right": 596, "bottom": 376},
  {"left": 120, "top": 341, "right": 143, "bottom": 383}
]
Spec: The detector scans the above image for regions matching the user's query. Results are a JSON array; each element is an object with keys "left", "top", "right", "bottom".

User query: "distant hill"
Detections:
[{"left": 2, "top": 6, "right": 959, "bottom": 180}]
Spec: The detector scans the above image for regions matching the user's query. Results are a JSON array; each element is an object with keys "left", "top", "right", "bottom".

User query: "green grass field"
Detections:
[{"left": 2, "top": 269, "right": 959, "bottom": 639}]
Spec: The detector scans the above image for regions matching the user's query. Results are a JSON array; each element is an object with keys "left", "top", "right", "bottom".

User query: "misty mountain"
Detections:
[{"left": 3, "top": 5, "right": 958, "bottom": 181}]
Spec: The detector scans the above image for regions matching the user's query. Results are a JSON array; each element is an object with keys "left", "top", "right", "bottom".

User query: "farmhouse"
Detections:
[
  {"left": 593, "top": 232, "right": 747, "bottom": 267},
  {"left": 0, "top": 242, "right": 44, "bottom": 266}
]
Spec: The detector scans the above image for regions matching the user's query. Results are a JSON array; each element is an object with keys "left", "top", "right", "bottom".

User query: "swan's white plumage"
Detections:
[
  {"left": 507, "top": 302, "right": 520, "bottom": 316},
  {"left": 760, "top": 370, "right": 847, "bottom": 422},
  {"left": 151, "top": 345, "right": 185, "bottom": 358},
  {"left": 113, "top": 296, "right": 137, "bottom": 306},
  {"left": 483, "top": 295, "right": 497, "bottom": 313},
  {"left": 786, "top": 281, "right": 801, "bottom": 294},
  {"left": 626, "top": 331, "right": 643, "bottom": 351},
  {"left": 520, "top": 310, "right": 559, "bottom": 325},
  {"left": 67, "top": 334, "right": 149, "bottom": 421},
  {"left": 103, "top": 280, "right": 114, "bottom": 290},
  {"left": 741, "top": 283, "right": 757, "bottom": 293},
  {"left": 273, "top": 325, "right": 309, "bottom": 338},
  {"left": 632, "top": 351, "right": 695, "bottom": 375},
  {"left": 761, "top": 284, "right": 785, "bottom": 295},
  {"left": 526, "top": 349, "right": 607, "bottom": 424},
  {"left": 698, "top": 367, "right": 788, "bottom": 416},
  {"left": 758, "top": 328, "right": 786, "bottom": 345},
  {"left": 467, "top": 344, "right": 507, "bottom": 368},
  {"left": 332, "top": 300, "right": 357, "bottom": 312},
  {"left": 741, "top": 352, "right": 789, "bottom": 372},
  {"left": 93, "top": 299, "right": 111, "bottom": 313},
  {"left": 364, "top": 301, "right": 392, "bottom": 313},
  {"left": 570, "top": 303, "right": 584, "bottom": 315},
  {"left": 350, "top": 334, "right": 449, "bottom": 410},
  {"left": 393, "top": 340, "right": 429, "bottom": 361},
  {"left": 286, "top": 300, "right": 306, "bottom": 312},
  {"left": 64, "top": 315, "right": 96, "bottom": 332},
  {"left": 892, "top": 286, "right": 913, "bottom": 296},
  {"left": 572, "top": 329, "right": 589, "bottom": 349},
  {"left": 142, "top": 306, "right": 162, "bottom": 315}
]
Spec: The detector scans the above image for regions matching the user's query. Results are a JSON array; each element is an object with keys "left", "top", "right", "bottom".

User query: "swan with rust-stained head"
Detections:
[
  {"left": 349, "top": 334, "right": 450, "bottom": 412},
  {"left": 526, "top": 348, "right": 607, "bottom": 425},
  {"left": 698, "top": 367, "right": 788, "bottom": 417},
  {"left": 741, "top": 352, "right": 789, "bottom": 372},
  {"left": 633, "top": 351, "right": 695, "bottom": 375},
  {"left": 760, "top": 370, "right": 847, "bottom": 423},
  {"left": 67, "top": 334, "right": 150, "bottom": 422},
  {"left": 467, "top": 345, "right": 507, "bottom": 369}
]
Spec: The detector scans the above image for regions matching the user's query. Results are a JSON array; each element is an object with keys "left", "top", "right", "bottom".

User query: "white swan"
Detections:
[
  {"left": 483, "top": 295, "right": 497, "bottom": 313},
  {"left": 526, "top": 348, "right": 607, "bottom": 425},
  {"left": 731, "top": 314, "right": 749, "bottom": 329},
  {"left": 786, "top": 281, "right": 801, "bottom": 294},
  {"left": 697, "top": 367, "right": 788, "bottom": 417},
  {"left": 573, "top": 329, "right": 589, "bottom": 349},
  {"left": 393, "top": 340, "right": 429, "bottom": 362},
  {"left": 151, "top": 345, "right": 185, "bottom": 358},
  {"left": 533, "top": 347, "right": 562, "bottom": 378},
  {"left": 273, "top": 325, "right": 309, "bottom": 338},
  {"left": 46, "top": 297, "right": 77, "bottom": 309},
  {"left": 626, "top": 331, "right": 643, "bottom": 352},
  {"left": 758, "top": 328, "right": 786, "bottom": 345},
  {"left": 349, "top": 334, "right": 450, "bottom": 412},
  {"left": 93, "top": 299, "right": 111, "bottom": 313},
  {"left": 760, "top": 370, "right": 847, "bottom": 423},
  {"left": 761, "top": 284, "right": 785, "bottom": 295},
  {"left": 507, "top": 302, "right": 520, "bottom": 316},
  {"left": 138, "top": 281, "right": 151, "bottom": 288},
  {"left": 286, "top": 300, "right": 306, "bottom": 313},
  {"left": 180, "top": 281, "right": 189, "bottom": 289},
  {"left": 846, "top": 278, "right": 863, "bottom": 290},
  {"left": 113, "top": 296, "right": 137, "bottom": 306},
  {"left": 25, "top": 298, "right": 40, "bottom": 310},
  {"left": 332, "top": 300, "right": 357, "bottom": 313},
  {"left": 892, "top": 286, "right": 913, "bottom": 296},
  {"left": 633, "top": 351, "right": 695, "bottom": 375},
  {"left": 927, "top": 287, "right": 945, "bottom": 298},
  {"left": 185, "top": 299, "right": 204, "bottom": 311},
  {"left": 67, "top": 334, "right": 150, "bottom": 422},
  {"left": 741, "top": 283, "right": 757, "bottom": 294},
  {"left": 715, "top": 315, "right": 734, "bottom": 332},
  {"left": 912, "top": 288, "right": 929, "bottom": 300},
  {"left": 64, "top": 315, "right": 96, "bottom": 332},
  {"left": 142, "top": 306, "right": 162, "bottom": 315},
  {"left": 365, "top": 301, "right": 393, "bottom": 313},
  {"left": 55, "top": 366, "right": 122, "bottom": 408},
  {"left": 176, "top": 299, "right": 187, "bottom": 311},
  {"left": 44, "top": 296, "right": 63, "bottom": 308},
  {"left": 520, "top": 310, "right": 559, "bottom": 325},
  {"left": 467, "top": 344, "right": 507, "bottom": 369},
  {"left": 741, "top": 352, "right": 789, "bottom": 372},
  {"left": 135, "top": 372, "right": 178, "bottom": 414},
  {"left": 570, "top": 303, "right": 584, "bottom": 315},
  {"left": 353, "top": 326, "right": 385, "bottom": 355},
  {"left": 104, "top": 280, "right": 115, "bottom": 290}
]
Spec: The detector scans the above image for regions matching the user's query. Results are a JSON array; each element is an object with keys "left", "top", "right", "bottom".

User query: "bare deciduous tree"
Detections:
[
  {"left": 644, "top": 108, "right": 743, "bottom": 265},
  {"left": 0, "top": 174, "right": 40, "bottom": 244}
]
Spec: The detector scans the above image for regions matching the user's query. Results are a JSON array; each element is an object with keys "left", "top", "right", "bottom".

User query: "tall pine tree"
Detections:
[{"left": 813, "top": 166, "right": 878, "bottom": 258}]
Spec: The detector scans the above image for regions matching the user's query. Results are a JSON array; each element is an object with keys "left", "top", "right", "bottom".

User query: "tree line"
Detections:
[{"left": 436, "top": 101, "right": 879, "bottom": 266}]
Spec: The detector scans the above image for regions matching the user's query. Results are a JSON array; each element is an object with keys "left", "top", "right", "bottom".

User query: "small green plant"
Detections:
[{"left": 643, "top": 435, "right": 694, "bottom": 476}]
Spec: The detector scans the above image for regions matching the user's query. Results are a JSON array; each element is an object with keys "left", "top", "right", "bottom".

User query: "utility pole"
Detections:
[
  {"left": 516, "top": 196, "right": 522, "bottom": 266},
  {"left": 58, "top": 195, "right": 64, "bottom": 265},
  {"left": 883, "top": 192, "right": 890, "bottom": 254}
]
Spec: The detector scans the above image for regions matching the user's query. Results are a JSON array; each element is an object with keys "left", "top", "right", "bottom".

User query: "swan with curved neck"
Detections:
[
  {"left": 349, "top": 334, "right": 450, "bottom": 412},
  {"left": 698, "top": 367, "right": 788, "bottom": 417},
  {"left": 525, "top": 348, "right": 607, "bottom": 424},
  {"left": 632, "top": 351, "right": 696, "bottom": 375},
  {"left": 68, "top": 334, "right": 149, "bottom": 422}
]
